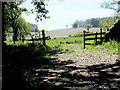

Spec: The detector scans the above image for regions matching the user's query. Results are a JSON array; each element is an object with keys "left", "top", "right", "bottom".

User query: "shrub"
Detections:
[{"left": 68, "top": 34, "right": 72, "bottom": 37}]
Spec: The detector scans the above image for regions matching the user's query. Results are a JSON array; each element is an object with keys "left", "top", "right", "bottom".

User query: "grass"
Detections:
[
  {"left": 46, "top": 37, "right": 83, "bottom": 47},
  {"left": 5, "top": 30, "right": 119, "bottom": 55},
  {"left": 3, "top": 31, "right": 119, "bottom": 89},
  {"left": 45, "top": 31, "right": 118, "bottom": 54}
]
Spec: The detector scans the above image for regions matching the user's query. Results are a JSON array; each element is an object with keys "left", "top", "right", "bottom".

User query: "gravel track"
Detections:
[{"left": 34, "top": 44, "right": 120, "bottom": 89}]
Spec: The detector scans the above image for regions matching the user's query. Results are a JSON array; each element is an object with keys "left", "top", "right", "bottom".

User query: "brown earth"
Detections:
[{"left": 32, "top": 44, "right": 120, "bottom": 89}]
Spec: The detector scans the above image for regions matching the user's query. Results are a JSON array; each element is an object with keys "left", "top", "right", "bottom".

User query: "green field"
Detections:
[{"left": 5, "top": 31, "right": 119, "bottom": 54}]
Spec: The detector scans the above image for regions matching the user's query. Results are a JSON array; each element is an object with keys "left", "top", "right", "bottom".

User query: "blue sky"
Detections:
[{"left": 20, "top": 0, "right": 115, "bottom": 30}]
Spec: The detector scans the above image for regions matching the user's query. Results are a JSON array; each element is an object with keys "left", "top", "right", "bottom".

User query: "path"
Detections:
[{"left": 30, "top": 44, "right": 120, "bottom": 89}]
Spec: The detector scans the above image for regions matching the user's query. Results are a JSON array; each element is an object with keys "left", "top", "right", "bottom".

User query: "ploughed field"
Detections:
[{"left": 46, "top": 27, "right": 100, "bottom": 38}]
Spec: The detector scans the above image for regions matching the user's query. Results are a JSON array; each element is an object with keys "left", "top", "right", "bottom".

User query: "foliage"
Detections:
[
  {"left": 85, "top": 24, "right": 93, "bottom": 30},
  {"left": 3, "top": 1, "right": 49, "bottom": 41},
  {"left": 6, "top": 27, "right": 13, "bottom": 33},
  {"left": 16, "top": 16, "right": 32, "bottom": 39},
  {"left": 73, "top": 32, "right": 83, "bottom": 37},
  {"left": 72, "top": 21, "right": 78, "bottom": 28},
  {"left": 3, "top": 41, "right": 52, "bottom": 89},
  {"left": 72, "top": 18, "right": 101, "bottom": 28},
  {"left": 30, "top": 24, "right": 39, "bottom": 32},
  {"left": 31, "top": 1, "right": 49, "bottom": 22},
  {"left": 71, "top": 16, "right": 120, "bottom": 30},
  {"left": 4, "top": 2, "right": 28, "bottom": 41},
  {"left": 68, "top": 34, "right": 72, "bottom": 37},
  {"left": 90, "top": 18, "right": 100, "bottom": 27},
  {"left": 4, "top": 2, "right": 27, "bottom": 29},
  {"left": 101, "top": 0, "right": 120, "bottom": 13},
  {"left": 100, "top": 16, "right": 120, "bottom": 30}
]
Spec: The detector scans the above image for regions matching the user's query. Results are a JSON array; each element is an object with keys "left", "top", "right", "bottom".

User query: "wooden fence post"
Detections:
[
  {"left": 83, "top": 30, "right": 85, "bottom": 49},
  {"left": 42, "top": 30, "right": 46, "bottom": 46},
  {"left": 100, "top": 28, "right": 103, "bottom": 44},
  {"left": 95, "top": 32, "right": 97, "bottom": 45}
]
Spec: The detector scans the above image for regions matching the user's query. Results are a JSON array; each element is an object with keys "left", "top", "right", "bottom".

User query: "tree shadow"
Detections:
[
  {"left": 2, "top": 43, "right": 63, "bottom": 90},
  {"left": 22, "top": 56, "right": 120, "bottom": 89},
  {"left": 2, "top": 43, "right": 120, "bottom": 90}
]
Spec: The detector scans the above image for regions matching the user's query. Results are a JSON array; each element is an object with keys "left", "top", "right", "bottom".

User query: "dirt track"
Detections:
[{"left": 34, "top": 44, "right": 120, "bottom": 89}]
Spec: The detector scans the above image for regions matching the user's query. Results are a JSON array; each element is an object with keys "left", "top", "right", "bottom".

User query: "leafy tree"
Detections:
[
  {"left": 78, "top": 20, "right": 84, "bottom": 27},
  {"left": 31, "top": 1, "right": 49, "bottom": 22},
  {"left": 3, "top": 2, "right": 28, "bottom": 41},
  {"left": 35, "top": 25, "right": 39, "bottom": 32},
  {"left": 30, "top": 24, "right": 39, "bottom": 32},
  {"left": 100, "top": 16, "right": 120, "bottom": 30},
  {"left": 101, "top": 0, "right": 120, "bottom": 13},
  {"left": 72, "top": 22, "right": 78, "bottom": 28},
  {"left": 85, "top": 24, "right": 93, "bottom": 31},
  {"left": 3, "top": 1, "right": 49, "bottom": 42},
  {"left": 90, "top": 18, "right": 100, "bottom": 27},
  {"left": 16, "top": 16, "right": 31, "bottom": 40}
]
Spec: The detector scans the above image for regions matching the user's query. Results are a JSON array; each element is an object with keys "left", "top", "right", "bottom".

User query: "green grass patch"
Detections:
[{"left": 46, "top": 37, "right": 83, "bottom": 47}]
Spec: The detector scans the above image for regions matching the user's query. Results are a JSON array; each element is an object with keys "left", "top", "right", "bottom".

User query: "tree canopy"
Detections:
[
  {"left": 101, "top": 0, "right": 120, "bottom": 13},
  {"left": 3, "top": 1, "right": 49, "bottom": 41}
]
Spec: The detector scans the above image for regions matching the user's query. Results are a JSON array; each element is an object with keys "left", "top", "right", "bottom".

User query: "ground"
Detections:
[
  {"left": 3, "top": 27, "right": 120, "bottom": 89},
  {"left": 27, "top": 44, "right": 120, "bottom": 89}
]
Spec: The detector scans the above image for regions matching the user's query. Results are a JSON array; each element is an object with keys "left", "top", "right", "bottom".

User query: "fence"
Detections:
[
  {"left": 83, "top": 28, "right": 106, "bottom": 49},
  {"left": 22, "top": 30, "right": 50, "bottom": 46}
]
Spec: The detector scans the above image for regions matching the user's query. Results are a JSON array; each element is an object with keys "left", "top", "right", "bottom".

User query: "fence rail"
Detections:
[
  {"left": 22, "top": 30, "right": 49, "bottom": 46},
  {"left": 83, "top": 28, "right": 106, "bottom": 49}
]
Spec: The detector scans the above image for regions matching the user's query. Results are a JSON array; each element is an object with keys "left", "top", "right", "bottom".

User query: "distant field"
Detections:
[
  {"left": 6, "top": 27, "right": 101, "bottom": 40},
  {"left": 46, "top": 27, "right": 101, "bottom": 39}
]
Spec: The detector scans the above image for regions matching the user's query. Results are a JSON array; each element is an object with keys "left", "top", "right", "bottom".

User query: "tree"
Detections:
[
  {"left": 4, "top": 2, "right": 28, "bottom": 41},
  {"left": 31, "top": 24, "right": 39, "bottom": 32},
  {"left": 101, "top": 0, "right": 120, "bottom": 13},
  {"left": 100, "top": 16, "right": 120, "bottom": 30},
  {"left": 16, "top": 16, "right": 31, "bottom": 40},
  {"left": 31, "top": 1, "right": 49, "bottom": 22},
  {"left": 35, "top": 25, "right": 39, "bottom": 32},
  {"left": 72, "top": 22, "right": 78, "bottom": 28},
  {"left": 3, "top": 1, "right": 49, "bottom": 42},
  {"left": 85, "top": 24, "right": 93, "bottom": 31},
  {"left": 90, "top": 18, "right": 100, "bottom": 27},
  {"left": 78, "top": 20, "right": 84, "bottom": 27}
]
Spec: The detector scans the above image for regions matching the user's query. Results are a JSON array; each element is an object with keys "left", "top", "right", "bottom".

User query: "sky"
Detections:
[{"left": 20, "top": 0, "right": 115, "bottom": 31}]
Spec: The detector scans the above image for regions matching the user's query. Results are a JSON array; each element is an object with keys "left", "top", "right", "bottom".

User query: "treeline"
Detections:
[
  {"left": 72, "top": 16, "right": 120, "bottom": 30},
  {"left": 30, "top": 24, "right": 39, "bottom": 32}
]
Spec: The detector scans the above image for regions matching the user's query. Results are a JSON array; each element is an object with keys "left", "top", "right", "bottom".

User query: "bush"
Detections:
[
  {"left": 68, "top": 34, "right": 72, "bottom": 37},
  {"left": 73, "top": 32, "right": 83, "bottom": 37}
]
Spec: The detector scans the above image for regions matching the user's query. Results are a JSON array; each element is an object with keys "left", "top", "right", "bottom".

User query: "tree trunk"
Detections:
[
  {"left": 12, "top": 25, "right": 18, "bottom": 41},
  {"left": 19, "top": 33, "right": 22, "bottom": 40}
]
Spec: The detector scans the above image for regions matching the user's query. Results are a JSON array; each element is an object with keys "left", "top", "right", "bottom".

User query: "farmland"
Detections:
[
  {"left": 4, "top": 27, "right": 120, "bottom": 89},
  {"left": 46, "top": 27, "right": 100, "bottom": 38}
]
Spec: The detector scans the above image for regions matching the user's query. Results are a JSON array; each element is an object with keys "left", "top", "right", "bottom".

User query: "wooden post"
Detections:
[
  {"left": 95, "top": 32, "right": 97, "bottom": 45},
  {"left": 83, "top": 30, "right": 85, "bottom": 49},
  {"left": 100, "top": 28, "right": 103, "bottom": 45},
  {"left": 42, "top": 30, "right": 46, "bottom": 46}
]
